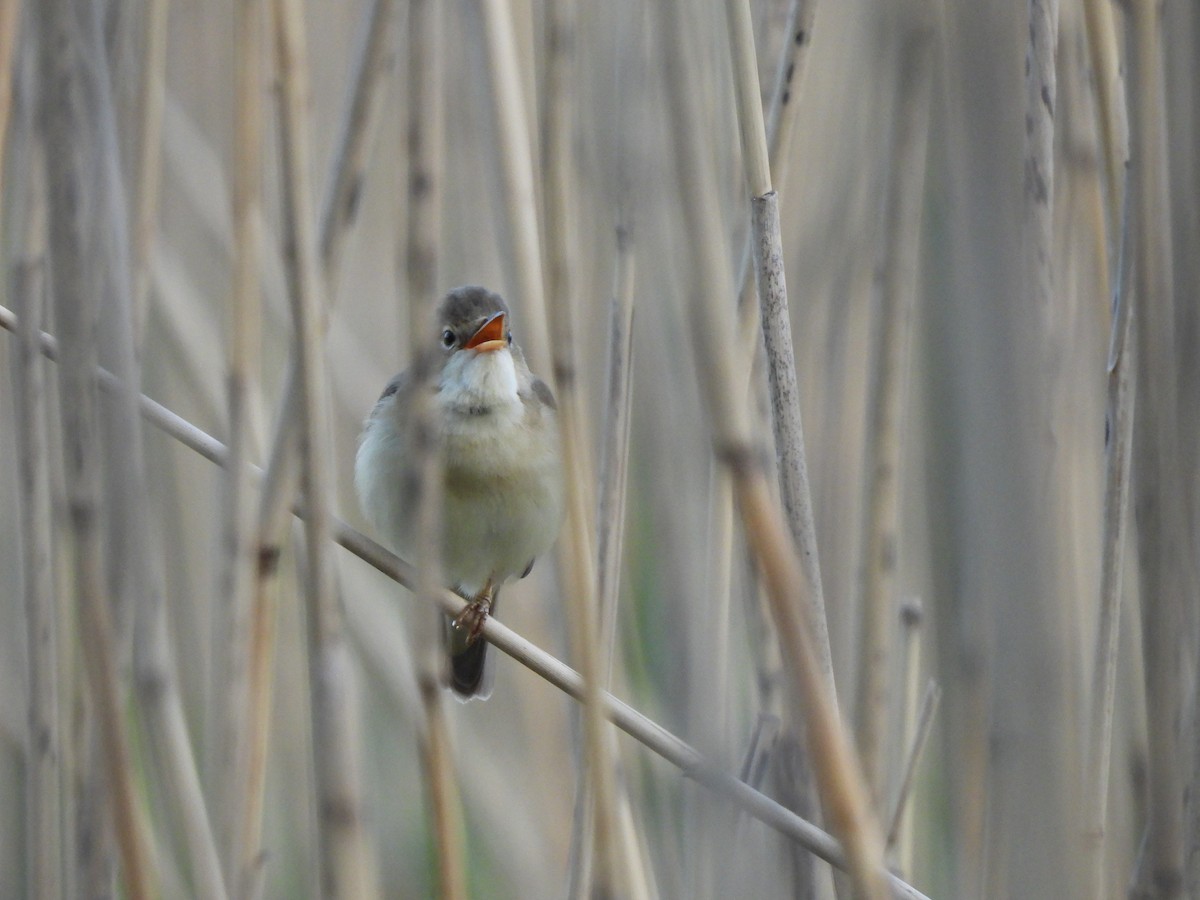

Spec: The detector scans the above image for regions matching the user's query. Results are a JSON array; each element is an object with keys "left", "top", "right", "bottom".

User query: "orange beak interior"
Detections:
[{"left": 464, "top": 312, "right": 507, "bottom": 352}]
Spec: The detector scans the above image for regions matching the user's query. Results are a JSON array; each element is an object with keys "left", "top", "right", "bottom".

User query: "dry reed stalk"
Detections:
[
  {"left": 1023, "top": 0, "right": 1059, "bottom": 352},
  {"left": 92, "top": 29, "right": 231, "bottom": 900},
  {"left": 690, "top": 466, "right": 737, "bottom": 900},
  {"left": 1081, "top": 0, "right": 1128, "bottom": 253},
  {"left": 272, "top": 0, "right": 376, "bottom": 894},
  {"left": 404, "top": 0, "right": 445, "bottom": 623},
  {"left": 40, "top": 3, "right": 226, "bottom": 894},
  {"left": 727, "top": 12, "right": 827, "bottom": 884},
  {"left": 1082, "top": 184, "right": 1134, "bottom": 900},
  {"left": 216, "top": 0, "right": 266, "bottom": 892},
  {"left": 853, "top": 30, "right": 933, "bottom": 807},
  {"left": 0, "top": 304, "right": 933, "bottom": 900},
  {"left": 237, "top": 4, "right": 393, "bottom": 890},
  {"left": 340, "top": 528, "right": 927, "bottom": 900},
  {"left": 736, "top": 0, "right": 817, "bottom": 367},
  {"left": 725, "top": 3, "right": 830, "bottom": 894},
  {"left": 725, "top": 0, "right": 834, "bottom": 697},
  {"left": 736, "top": 480, "right": 888, "bottom": 900},
  {"left": 478, "top": 0, "right": 552, "bottom": 374},
  {"left": 137, "top": 595, "right": 230, "bottom": 900},
  {"left": 319, "top": 0, "right": 394, "bottom": 280},
  {"left": 1078, "top": 28, "right": 1132, "bottom": 894},
  {"left": 596, "top": 228, "right": 636, "bottom": 672},
  {"left": 885, "top": 680, "right": 939, "bottom": 857},
  {"left": 249, "top": 0, "right": 394, "bottom": 571},
  {"left": 892, "top": 599, "right": 924, "bottom": 876},
  {"left": 693, "top": 15, "right": 749, "bottom": 881},
  {"left": 762, "top": 0, "right": 817, "bottom": 193},
  {"left": 1128, "top": 0, "right": 1188, "bottom": 895},
  {"left": 130, "top": 0, "right": 169, "bottom": 346},
  {"left": 246, "top": 0, "right": 393, "bottom": 549},
  {"left": 35, "top": 2, "right": 154, "bottom": 894},
  {"left": 1076, "top": 22, "right": 1131, "bottom": 891},
  {"left": 572, "top": 237, "right": 651, "bottom": 900},
  {"left": 661, "top": 2, "right": 887, "bottom": 896},
  {"left": 542, "top": 1, "right": 626, "bottom": 894},
  {"left": 0, "top": 0, "right": 21, "bottom": 215},
  {"left": 738, "top": 713, "right": 782, "bottom": 792},
  {"left": 403, "top": 1, "right": 466, "bottom": 896},
  {"left": 11, "top": 153, "right": 64, "bottom": 900},
  {"left": 726, "top": 7, "right": 821, "bottom": 883},
  {"left": 417, "top": 680, "right": 467, "bottom": 900},
  {"left": 986, "top": 2, "right": 1087, "bottom": 894},
  {"left": 65, "top": 4, "right": 229, "bottom": 893}
]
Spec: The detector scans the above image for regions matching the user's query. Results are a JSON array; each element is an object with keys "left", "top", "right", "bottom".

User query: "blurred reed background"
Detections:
[{"left": 0, "top": 0, "right": 1197, "bottom": 898}]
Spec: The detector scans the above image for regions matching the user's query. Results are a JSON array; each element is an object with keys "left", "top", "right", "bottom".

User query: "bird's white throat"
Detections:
[{"left": 439, "top": 347, "right": 520, "bottom": 415}]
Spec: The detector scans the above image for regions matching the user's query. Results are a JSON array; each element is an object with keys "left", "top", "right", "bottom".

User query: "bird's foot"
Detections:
[{"left": 452, "top": 596, "right": 492, "bottom": 646}]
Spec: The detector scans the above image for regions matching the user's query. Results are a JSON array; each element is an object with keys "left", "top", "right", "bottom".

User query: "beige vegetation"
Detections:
[{"left": 0, "top": 0, "right": 1198, "bottom": 898}]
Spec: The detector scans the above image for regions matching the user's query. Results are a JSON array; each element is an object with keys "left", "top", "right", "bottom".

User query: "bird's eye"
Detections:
[
  {"left": 441, "top": 329, "right": 456, "bottom": 349},
  {"left": 506, "top": 330, "right": 513, "bottom": 346}
]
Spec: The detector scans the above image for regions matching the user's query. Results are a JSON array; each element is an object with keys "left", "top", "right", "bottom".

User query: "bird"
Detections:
[{"left": 355, "top": 286, "right": 564, "bottom": 700}]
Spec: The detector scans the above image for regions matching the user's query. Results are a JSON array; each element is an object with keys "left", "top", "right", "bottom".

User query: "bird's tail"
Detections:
[{"left": 442, "top": 594, "right": 498, "bottom": 701}]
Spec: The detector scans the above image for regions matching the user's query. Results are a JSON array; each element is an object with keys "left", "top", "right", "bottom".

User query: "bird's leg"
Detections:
[{"left": 452, "top": 578, "right": 496, "bottom": 646}]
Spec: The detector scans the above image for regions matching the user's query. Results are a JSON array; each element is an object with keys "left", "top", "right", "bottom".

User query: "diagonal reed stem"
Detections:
[{"left": 0, "top": 300, "right": 932, "bottom": 900}]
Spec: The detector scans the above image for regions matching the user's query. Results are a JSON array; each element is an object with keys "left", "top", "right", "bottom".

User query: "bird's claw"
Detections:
[{"left": 453, "top": 598, "right": 492, "bottom": 646}]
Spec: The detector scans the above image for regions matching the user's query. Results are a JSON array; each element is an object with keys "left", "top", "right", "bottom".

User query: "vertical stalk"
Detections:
[
  {"left": 736, "top": 0, "right": 818, "bottom": 368},
  {"left": 12, "top": 156, "right": 64, "bottom": 900},
  {"left": 238, "top": 3, "right": 393, "bottom": 890},
  {"left": 885, "top": 680, "right": 939, "bottom": 862},
  {"left": 36, "top": 1, "right": 154, "bottom": 895},
  {"left": 724, "top": 7, "right": 833, "bottom": 890},
  {"left": 762, "top": 0, "right": 818, "bottom": 193},
  {"left": 853, "top": 31, "right": 933, "bottom": 807},
  {"left": 130, "top": 0, "right": 170, "bottom": 346},
  {"left": 0, "top": 0, "right": 21, "bottom": 212},
  {"left": 725, "top": 0, "right": 835, "bottom": 697},
  {"left": 1082, "top": 186, "right": 1134, "bottom": 900},
  {"left": 74, "top": 1, "right": 228, "bottom": 894},
  {"left": 1128, "top": 0, "right": 1188, "bottom": 895},
  {"left": 478, "top": 0, "right": 552, "bottom": 375},
  {"left": 660, "top": 3, "right": 887, "bottom": 896},
  {"left": 318, "top": 0, "right": 395, "bottom": 282},
  {"left": 596, "top": 228, "right": 636, "bottom": 672},
  {"left": 272, "top": 0, "right": 375, "bottom": 894},
  {"left": 1081, "top": 0, "right": 1128, "bottom": 256},
  {"left": 984, "top": 3, "right": 1086, "bottom": 896},
  {"left": 404, "top": 1, "right": 466, "bottom": 897},
  {"left": 222, "top": 0, "right": 265, "bottom": 892},
  {"left": 543, "top": 1, "right": 625, "bottom": 895},
  {"left": 417, "top": 682, "right": 467, "bottom": 900},
  {"left": 1078, "top": 3, "right": 1131, "bottom": 891},
  {"left": 891, "top": 599, "right": 925, "bottom": 876}
]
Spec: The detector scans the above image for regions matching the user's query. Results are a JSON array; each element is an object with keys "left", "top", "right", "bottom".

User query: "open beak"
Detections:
[{"left": 464, "top": 312, "right": 507, "bottom": 353}]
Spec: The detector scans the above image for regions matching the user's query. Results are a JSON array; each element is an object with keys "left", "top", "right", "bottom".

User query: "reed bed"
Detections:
[{"left": 2, "top": 2, "right": 1198, "bottom": 899}]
